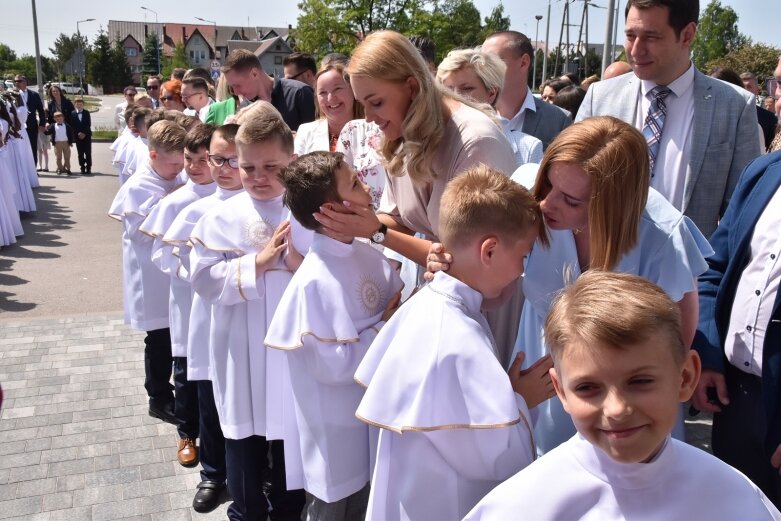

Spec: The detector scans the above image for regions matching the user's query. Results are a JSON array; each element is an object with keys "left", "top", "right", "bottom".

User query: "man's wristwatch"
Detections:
[{"left": 370, "top": 224, "right": 388, "bottom": 244}]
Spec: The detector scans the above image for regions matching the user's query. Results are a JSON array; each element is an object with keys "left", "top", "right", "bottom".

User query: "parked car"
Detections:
[
  {"left": 3, "top": 80, "right": 14, "bottom": 90},
  {"left": 53, "top": 82, "right": 84, "bottom": 95}
]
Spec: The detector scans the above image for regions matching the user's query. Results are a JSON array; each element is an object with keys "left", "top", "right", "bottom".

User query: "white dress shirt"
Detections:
[
  {"left": 53, "top": 123, "right": 68, "bottom": 142},
  {"left": 635, "top": 63, "right": 695, "bottom": 211},
  {"left": 725, "top": 186, "right": 781, "bottom": 376},
  {"left": 499, "top": 86, "right": 537, "bottom": 133}
]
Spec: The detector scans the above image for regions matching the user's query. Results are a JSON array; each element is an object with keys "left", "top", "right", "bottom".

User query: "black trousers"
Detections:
[
  {"left": 225, "top": 436, "right": 305, "bottom": 521},
  {"left": 26, "top": 126, "right": 38, "bottom": 166},
  {"left": 173, "top": 357, "right": 199, "bottom": 439},
  {"left": 197, "top": 380, "right": 226, "bottom": 483},
  {"left": 713, "top": 364, "right": 781, "bottom": 507},
  {"left": 75, "top": 137, "right": 91, "bottom": 171},
  {"left": 143, "top": 328, "right": 174, "bottom": 404}
]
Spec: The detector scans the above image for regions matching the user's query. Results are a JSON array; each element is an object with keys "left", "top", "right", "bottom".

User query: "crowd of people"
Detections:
[{"left": 3, "top": 0, "right": 781, "bottom": 518}]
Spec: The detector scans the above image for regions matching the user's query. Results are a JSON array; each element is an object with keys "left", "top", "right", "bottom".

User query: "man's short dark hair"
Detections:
[
  {"left": 320, "top": 53, "right": 349, "bottom": 69},
  {"left": 214, "top": 123, "right": 239, "bottom": 144},
  {"left": 183, "top": 67, "right": 215, "bottom": 86},
  {"left": 486, "top": 31, "right": 534, "bottom": 61},
  {"left": 625, "top": 0, "right": 699, "bottom": 36},
  {"left": 408, "top": 36, "right": 437, "bottom": 65},
  {"left": 132, "top": 107, "right": 152, "bottom": 129},
  {"left": 182, "top": 77, "right": 210, "bottom": 93},
  {"left": 710, "top": 67, "right": 742, "bottom": 88},
  {"left": 280, "top": 151, "right": 344, "bottom": 231},
  {"left": 184, "top": 123, "right": 215, "bottom": 152},
  {"left": 283, "top": 52, "right": 316, "bottom": 75},
  {"left": 171, "top": 68, "right": 186, "bottom": 81},
  {"left": 222, "top": 49, "right": 262, "bottom": 74}
]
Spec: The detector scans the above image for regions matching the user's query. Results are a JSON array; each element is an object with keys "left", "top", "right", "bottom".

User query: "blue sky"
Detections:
[{"left": 1, "top": 0, "right": 776, "bottom": 58}]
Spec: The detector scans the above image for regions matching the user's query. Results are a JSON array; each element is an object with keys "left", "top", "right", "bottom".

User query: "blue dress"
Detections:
[{"left": 514, "top": 188, "right": 714, "bottom": 454}]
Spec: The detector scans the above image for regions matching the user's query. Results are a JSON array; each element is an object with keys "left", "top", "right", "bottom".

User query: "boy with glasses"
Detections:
[{"left": 182, "top": 77, "right": 213, "bottom": 122}]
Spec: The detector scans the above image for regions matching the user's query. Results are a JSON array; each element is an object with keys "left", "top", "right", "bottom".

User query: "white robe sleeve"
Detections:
[
  {"left": 124, "top": 213, "right": 153, "bottom": 244},
  {"left": 189, "top": 247, "right": 264, "bottom": 306},
  {"left": 299, "top": 322, "right": 384, "bottom": 385},
  {"left": 424, "top": 419, "right": 535, "bottom": 483},
  {"left": 150, "top": 237, "right": 179, "bottom": 277}
]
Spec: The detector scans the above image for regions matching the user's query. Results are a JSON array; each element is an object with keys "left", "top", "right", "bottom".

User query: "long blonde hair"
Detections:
[
  {"left": 347, "top": 30, "right": 448, "bottom": 184},
  {"left": 532, "top": 116, "right": 649, "bottom": 271}
]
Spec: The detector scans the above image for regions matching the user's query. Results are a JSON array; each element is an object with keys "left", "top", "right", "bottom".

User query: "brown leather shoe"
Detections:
[{"left": 177, "top": 437, "right": 199, "bottom": 467}]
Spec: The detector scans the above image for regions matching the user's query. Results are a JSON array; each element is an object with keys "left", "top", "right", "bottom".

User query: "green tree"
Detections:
[
  {"left": 707, "top": 43, "right": 781, "bottom": 93},
  {"left": 111, "top": 39, "right": 134, "bottom": 91},
  {"left": 142, "top": 32, "right": 161, "bottom": 77},
  {"left": 49, "top": 32, "right": 90, "bottom": 78},
  {"left": 162, "top": 42, "right": 189, "bottom": 78},
  {"left": 433, "top": 0, "right": 483, "bottom": 56},
  {"left": 87, "top": 28, "right": 115, "bottom": 91},
  {"left": 0, "top": 44, "right": 18, "bottom": 73},
  {"left": 691, "top": 0, "right": 749, "bottom": 70},
  {"left": 482, "top": 2, "right": 510, "bottom": 40}
]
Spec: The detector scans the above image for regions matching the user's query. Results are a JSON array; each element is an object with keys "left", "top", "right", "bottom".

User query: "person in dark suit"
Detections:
[
  {"left": 693, "top": 149, "right": 781, "bottom": 507},
  {"left": 13, "top": 74, "right": 45, "bottom": 166},
  {"left": 71, "top": 98, "right": 92, "bottom": 174}
]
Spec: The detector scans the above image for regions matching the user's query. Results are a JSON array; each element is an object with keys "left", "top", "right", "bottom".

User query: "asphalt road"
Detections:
[{"left": 0, "top": 143, "right": 124, "bottom": 318}]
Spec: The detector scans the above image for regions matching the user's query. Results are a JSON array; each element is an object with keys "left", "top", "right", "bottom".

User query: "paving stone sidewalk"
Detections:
[{"left": 0, "top": 314, "right": 230, "bottom": 521}]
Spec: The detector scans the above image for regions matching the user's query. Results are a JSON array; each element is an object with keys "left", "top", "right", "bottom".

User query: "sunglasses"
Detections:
[
  {"left": 14, "top": 80, "right": 24, "bottom": 83},
  {"left": 147, "top": 85, "right": 160, "bottom": 90},
  {"left": 207, "top": 154, "right": 239, "bottom": 169}
]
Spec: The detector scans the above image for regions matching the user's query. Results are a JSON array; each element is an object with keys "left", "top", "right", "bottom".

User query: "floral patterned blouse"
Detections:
[{"left": 336, "top": 119, "right": 386, "bottom": 208}]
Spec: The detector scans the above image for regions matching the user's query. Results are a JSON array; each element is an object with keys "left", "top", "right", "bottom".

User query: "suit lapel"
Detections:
[
  {"left": 685, "top": 71, "right": 713, "bottom": 209},
  {"left": 523, "top": 99, "right": 541, "bottom": 137},
  {"left": 615, "top": 75, "right": 640, "bottom": 124}
]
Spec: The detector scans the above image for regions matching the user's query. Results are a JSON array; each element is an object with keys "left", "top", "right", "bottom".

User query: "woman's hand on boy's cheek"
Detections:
[
  {"left": 423, "top": 243, "right": 452, "bottom": 282},
  {"left": 314, "top": 202, "right": 379, "bottom": 239},
  {"left": 509, "top": 353, "right": 555, "bottom": 409}
]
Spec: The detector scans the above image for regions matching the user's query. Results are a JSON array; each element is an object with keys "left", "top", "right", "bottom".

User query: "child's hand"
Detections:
[
  {"left": 381, "top": 291, "right": 402, "bottom": 322},
  {"left": 509, "top": 352, "right": 555, "bottom": 409},
  {"left": 423, "top": 243, "right": 452, "bottom": 281},
  {"left": 255, "top": 221, "right": 290, "bottom": 276},
  {"left": 284, "top": 240, "right": 304, "bottom": 272}
]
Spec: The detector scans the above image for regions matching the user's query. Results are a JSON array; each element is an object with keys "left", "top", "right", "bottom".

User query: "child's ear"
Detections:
[
  {"left": 550, "top": 367, "right": 570, "bottom": 413},
  {"left": 149, "top": 149, "right": 158, "bottom": 160},
  {"left": 290, "top": 153, "right": 298, "bottom": 162},
  {"left": 479, "top": 236, "right": 498, "bottom": 265},
  {"left": 678, "top": 349, "right": 701, "bottom": 402},
  {"left": 321, "top": 202, "right": 335, "bottom": 212}
]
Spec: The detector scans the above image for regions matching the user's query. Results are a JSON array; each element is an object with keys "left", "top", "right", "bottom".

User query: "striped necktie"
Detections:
[{"left": 642, "top": 86, "right": 672, "bottom": 175}]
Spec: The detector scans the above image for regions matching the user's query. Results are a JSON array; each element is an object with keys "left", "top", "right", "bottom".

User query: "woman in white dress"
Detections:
[
  {"left": 294, "top": 62, "right": 363, "bottom": 156},
  {"left": 0, "top": 102, "right": 24, "bottom": 244},
  {"left": 7, "top": 92, "right": 40, "bottom": 189},
  {"left": 1, "top": 96, "right": 36, "bottom": 212}
]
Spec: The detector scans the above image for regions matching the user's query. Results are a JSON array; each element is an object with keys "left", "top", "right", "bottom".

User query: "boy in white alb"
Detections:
[
  {"left": 162, "top": 123, "right": 243, "bottom": 513},
  {"left": 189, "top": 103, "right": 311, "bottom": 521},
  {"left": 108, "top": 120, "right": 186, "bottom": 425},
  {"left": 141, "top": 123, "right": 216, "bottom": 469},
  {"left": 265, "top": 152, "right": 403, "bottom": 520},
  {"left": 355, "top": 166, "right": 548, "bottom": 521},
  {"left": 466, "top": 272, "right": 781, "bottom": 521}
]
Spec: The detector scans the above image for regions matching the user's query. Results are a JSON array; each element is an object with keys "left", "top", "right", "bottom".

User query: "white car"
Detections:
[{"left": 53, "top": 82, "right": 84, "bottom": 95}]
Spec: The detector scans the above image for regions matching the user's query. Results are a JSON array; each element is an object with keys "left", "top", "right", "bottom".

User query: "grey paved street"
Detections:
[{"left": 0, "top": 142, "right": 712, "bottom": 520}]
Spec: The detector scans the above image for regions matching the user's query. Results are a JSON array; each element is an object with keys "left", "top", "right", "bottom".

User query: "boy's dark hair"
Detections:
[
  {"left": 131, "top": 107, "right": 152, "bottom": 129},
  {"left": 214, "top": 123, "right": 239, "bottom": 144},
  {"left": 710, "top": 66, "right": 742, "bottom": 88},
  {"left": 485, "top": 31, "right": 534, "bottom": 61},
  {"left": 171, "top": 67, "right": 187, "bottom": 81},
  {"left": 280, "top": 151, "right": 344, "bottom": 231},
  {"left": 283, "top": 52, "right": 317, "bottom": 76},
  {"left": 123, "top": 104, "right": 136, "bottom": 125},
  {"left": 553, "top": 85, "right": 586, "bottom": 116},
  {"left": 184, "top": 67, "right": 215, "bottom": 85},
  {"left": 625, "top": 0, "right": 699, "bottom": 37},
  {"left": 408, "top": 36, "right": 437, "bottom": 66},
  {"left": 221, "top": 49, "right": 262, "bottom": 74},
  {"left": 185, "top": 123, "right": 216, "bottom": 153}
]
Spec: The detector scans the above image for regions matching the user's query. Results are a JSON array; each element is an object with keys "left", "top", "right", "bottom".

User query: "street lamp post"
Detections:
[
  {"left": 141, "top": 6, "right": 160, "bottom": 75},
  {"left": 195, "top": 17, "right": 217, "bottom": 66},
  {"left": 533, "top": 15, "right": 543, "bottom": 91},
  {"left": 76, "top": 18, "right": 95, "bottom": 92},
  {"left": 542, "top": 0, "right": 551, "bottom": 84}
]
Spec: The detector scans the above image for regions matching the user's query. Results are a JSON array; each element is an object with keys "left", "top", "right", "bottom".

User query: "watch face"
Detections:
[{"left": 371, "top": 231, "right": 385, "bottom": 243}]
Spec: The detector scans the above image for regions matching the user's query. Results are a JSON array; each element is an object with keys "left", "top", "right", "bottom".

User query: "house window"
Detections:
[
  {"left": 274, "top": 56, "right": 283, "bottom": 65},
  {"left": 190, "top": 50, "right": 195, "bottom": 60},
  {"left": 275, "top": 44, "right": 281, "bottom": 51},
  {"left": 125, "top": 48, "right": 137, "bottom": 57}
]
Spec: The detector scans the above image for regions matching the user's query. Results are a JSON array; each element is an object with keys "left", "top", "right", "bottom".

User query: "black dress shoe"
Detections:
[
  {"left": 192, "top": 480, "right": 225, "bottom": 513},
  {"left": 148, "top": 400, "right": 178, "bottom": 425}
]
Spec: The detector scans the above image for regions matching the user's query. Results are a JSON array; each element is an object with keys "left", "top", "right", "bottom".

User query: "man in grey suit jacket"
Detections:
[
  {"left": 577, "top": 0, "right": 760, "bottom": 237},
  {"left": 482, "top": 31, "right": 571, "bottom": 150}
]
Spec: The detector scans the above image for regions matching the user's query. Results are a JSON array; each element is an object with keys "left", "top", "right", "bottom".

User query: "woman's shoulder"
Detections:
[{"left": 640, "top": 188, "right": 685, "bottom": 235}]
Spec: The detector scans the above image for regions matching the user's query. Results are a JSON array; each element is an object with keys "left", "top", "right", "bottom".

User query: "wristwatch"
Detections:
[{"left": 370, "top": 224, "right": 388, "bottom": 244}]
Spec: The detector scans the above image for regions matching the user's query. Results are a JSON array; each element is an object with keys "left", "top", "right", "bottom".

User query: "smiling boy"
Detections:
[{"left": 466, "top": 271, "right": 781, "bottom": 520}]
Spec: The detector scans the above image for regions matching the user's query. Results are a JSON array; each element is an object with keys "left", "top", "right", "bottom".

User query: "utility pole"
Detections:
[
  {"left": 602, "top": 0, "right": 616, "bottom": 76},
  {"left": 31, "top": 0, "right": 43, "bottom": 95},
  {"left": 542, "top": 0, "right": 551, "bottom": 83},
  {"left": 533, "top": 15, "right": 543, "bottom": 91},
  {"left": 76, "top": 18, "right": 95, "bottom": 92}
]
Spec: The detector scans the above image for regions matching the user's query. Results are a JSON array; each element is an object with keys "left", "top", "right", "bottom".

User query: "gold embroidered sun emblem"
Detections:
[
  {"left": 357, "top": 275, "right": 383, "bottom": 314},
  {"left": 244, "top": 218, "right": 274, "bottom": 250}
]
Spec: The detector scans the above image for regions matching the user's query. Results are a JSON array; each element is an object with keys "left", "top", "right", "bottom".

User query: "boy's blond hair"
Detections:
[
  {"left": 439, "top": 165, "right": 547, "bottom": 250},
  {"left": 147, "top": 120, "right": 187, "bottom": 153},
  {"left": 235, "top": 101, "right": 294, "bottom": 153},
  {"left": 544, "top": 271, "right": 685, "bottom": 365}
]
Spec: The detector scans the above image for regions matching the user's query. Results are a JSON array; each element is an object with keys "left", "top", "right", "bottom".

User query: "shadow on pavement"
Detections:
[{"left": 0, "top": 186, "right": 75, "bottom": 312}]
